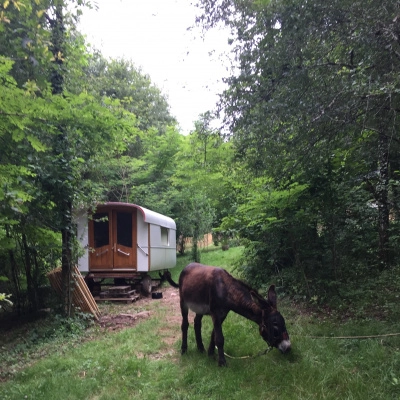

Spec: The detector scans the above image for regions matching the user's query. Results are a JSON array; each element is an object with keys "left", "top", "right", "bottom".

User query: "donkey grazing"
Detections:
[{"left": 164, "top": 262, "right": 291, "bottom": 366}]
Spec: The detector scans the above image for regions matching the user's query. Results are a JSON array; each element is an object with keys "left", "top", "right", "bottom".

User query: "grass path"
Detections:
[{"left": 1, "top": 247, "right": 400, "bottom": 399}]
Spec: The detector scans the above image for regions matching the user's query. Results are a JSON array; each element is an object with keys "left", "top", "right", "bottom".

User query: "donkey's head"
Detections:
[{"left": 253, "top": 285, "right": 291, "bottom": 353}]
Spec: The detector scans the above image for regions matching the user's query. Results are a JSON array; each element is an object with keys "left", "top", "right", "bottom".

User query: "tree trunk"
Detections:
[
  {"left": 21, "top": 233, "right": 38, "bottom": 311},
  {"left": 377, "top": 131, "right": 390, "bottom": 269},
  {"left": 61, "top": 207, "right": 73, "bottom": 316},
  {"left": 191, "top": 225, "right": 201, "bottom": 263},
  {"left": 50, "top": 4, "right": 65, "bottom": 96},
  {"left": 6, "top": 226, "right": 22, "bottom": 313},
  {"left": 50, "top": 3, "right": 73, "bottom": 316}
]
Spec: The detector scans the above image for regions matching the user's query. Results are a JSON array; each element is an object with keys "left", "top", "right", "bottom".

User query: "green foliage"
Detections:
[
  {"left": 1, "top": 0, "right": 240, "bottom": 314},
  {"left": 170, "top": 123, "right": 239, "bottom": 256},
  {"left": 0, "top": 1, "right": 143, "bottom": 314},
  {"left": 195, "top": 0, "right": 400, "bottom": 301},
  {"left": 0, "top": 293, "right": 12, "bottom": 311},
  {"left": 126, "top": 126, "right": 182, "bottom": 208},
  {"left": 82, "top": 55, "right": 176, "bottom": 134}
]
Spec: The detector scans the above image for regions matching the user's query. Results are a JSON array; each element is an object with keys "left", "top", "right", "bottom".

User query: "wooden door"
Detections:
[
  {"left": 113, "top": 210, "right": 136, "bottom": 269},
  {"left": 89, "top": 211, "right": 113, "bottom": 270}
]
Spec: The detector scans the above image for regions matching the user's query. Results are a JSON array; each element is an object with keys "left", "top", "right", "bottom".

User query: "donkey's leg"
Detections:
[
  {"left": 207, "top": 314, "right": 226, "bottom": 356},
  {"left": 207, "top": 328, "right": 216, "bottom": 356},
  {"left": 194, "top": 314, "right": 205, "bottom": 352},
  {"left": 210, "top": 314, "right": 228, "bottom": 366},
  {"left": 180, "top": 302, "right": 189, "bottom": 354}
]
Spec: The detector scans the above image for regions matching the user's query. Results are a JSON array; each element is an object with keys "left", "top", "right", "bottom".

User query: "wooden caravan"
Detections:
[{"left": 76, "top": 202, "right": 176, "bottom": 295}]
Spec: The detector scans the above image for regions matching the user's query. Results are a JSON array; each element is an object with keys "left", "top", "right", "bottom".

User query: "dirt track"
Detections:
[{"left": 97, "top": 286, "right": 183, "bottom": 334}]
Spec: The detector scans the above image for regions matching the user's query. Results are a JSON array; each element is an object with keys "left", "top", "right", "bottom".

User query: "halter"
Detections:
[{"left": 261, "top": 310, "right": 288, "bottom": 347}]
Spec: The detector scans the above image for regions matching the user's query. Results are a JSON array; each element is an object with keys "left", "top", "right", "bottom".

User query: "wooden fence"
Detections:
[{"left": 177, "top": 233, "right": 213, "bottom": 252}]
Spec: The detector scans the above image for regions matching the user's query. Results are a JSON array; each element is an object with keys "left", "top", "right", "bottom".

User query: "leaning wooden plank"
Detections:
[
  {"left": 73, "top": 266, "right": 100, "bottom": 316},
  {"left": 47, "top": 267, "right": 100, "bottom": 320},
  {"left": 74, "top": 270, "right": 100, "bottom": 319},
  {"left": 73, "top": 266, "right": 100, "bottom": 318}
]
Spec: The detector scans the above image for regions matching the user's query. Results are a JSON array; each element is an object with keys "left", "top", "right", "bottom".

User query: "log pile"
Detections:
[{"left": 47, "top": 266, "right": 101, "bottom": 320}]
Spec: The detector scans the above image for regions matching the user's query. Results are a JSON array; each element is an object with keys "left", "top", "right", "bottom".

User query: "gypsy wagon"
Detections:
[{"left": 76, "top": 202, "right": 176, "bottom": 297}]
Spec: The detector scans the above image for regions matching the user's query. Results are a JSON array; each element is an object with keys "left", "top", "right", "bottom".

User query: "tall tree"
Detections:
[
  {"left": 83, "top": 56, "right": 176, "bottom": 135},
  {"left": 47, "top": 0, "right": 74, "bottom": 315},
  {"left": 0, "top": 0, "right": 138, "bottom": 313},
  {"left": 195, "top": 0, "right": 400, "bottom": 288}
]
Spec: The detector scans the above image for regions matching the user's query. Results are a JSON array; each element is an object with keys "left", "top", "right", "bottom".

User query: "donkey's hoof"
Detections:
[{"left": 218, "top": 358, "right": 227, "bottom": 367}]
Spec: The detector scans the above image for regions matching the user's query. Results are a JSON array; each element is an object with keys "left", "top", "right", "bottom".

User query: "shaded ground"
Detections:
[
  {"left": 97, "top": 286, "right": 182, "bottom": 333},
  {"left": 0, "top": 285, "right": 183, "bottom": 382}
]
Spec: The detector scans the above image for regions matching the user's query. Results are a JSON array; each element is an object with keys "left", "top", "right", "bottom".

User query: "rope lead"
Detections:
[
  {"left": 220, "top": 345, "right": 273, "bottom": 359},
  {"left": 308, "top": 332, "right": 400, "bottom": 340}
]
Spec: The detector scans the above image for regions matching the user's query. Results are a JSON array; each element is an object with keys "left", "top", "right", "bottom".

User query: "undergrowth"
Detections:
[{"left": 0, "top": 313, "right": 95, "bottom": 381}]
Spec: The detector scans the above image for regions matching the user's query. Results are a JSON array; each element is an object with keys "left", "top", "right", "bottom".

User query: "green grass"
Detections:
[
  {"left": 1, "top": 245, "right": 400, "bottom": 399},
  {"left": 173, "top": 245, "right": 243, "bottom": 275}
]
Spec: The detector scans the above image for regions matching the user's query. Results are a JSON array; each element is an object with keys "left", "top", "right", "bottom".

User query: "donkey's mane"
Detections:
[{"left": 229, "top": 273, "right": 267, "bottom": 304}]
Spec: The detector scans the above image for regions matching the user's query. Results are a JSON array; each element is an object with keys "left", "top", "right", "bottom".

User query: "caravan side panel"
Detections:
[
  {"left": 136, "top": 210, "right": 150, "bottom": 272},
  {"left": 148, "top": 224, "right": 177, "bottom": 271},
  {"left": 165, "top": 227, "right": 177, "bottom": 268}
]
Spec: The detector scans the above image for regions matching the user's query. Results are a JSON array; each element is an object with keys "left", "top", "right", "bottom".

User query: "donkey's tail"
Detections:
[{"left": 160, "top": 270, "right": 179, "bottom": 288}]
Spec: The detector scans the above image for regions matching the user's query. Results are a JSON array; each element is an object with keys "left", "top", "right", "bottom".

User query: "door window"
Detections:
[
  {"left": 117, "top": 211, "right": 132, "bottom": 247},
  {"left": 93, "top": 212, "right": 109, "bottom": 248}
]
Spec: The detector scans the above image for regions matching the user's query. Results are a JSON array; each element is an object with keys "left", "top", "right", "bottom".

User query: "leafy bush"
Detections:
[{"left": 0, "top": 293, "right": 12, "bottom": 312}]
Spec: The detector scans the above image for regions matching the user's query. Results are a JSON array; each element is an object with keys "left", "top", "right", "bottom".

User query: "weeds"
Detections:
[{"left": 0, "top": 313, "right": 94, "bottom": 381}]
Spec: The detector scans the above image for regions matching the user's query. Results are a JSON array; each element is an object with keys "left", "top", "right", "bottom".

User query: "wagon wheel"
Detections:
[{"left": 141, "top": 275, "right": 152, "bottom": 296}]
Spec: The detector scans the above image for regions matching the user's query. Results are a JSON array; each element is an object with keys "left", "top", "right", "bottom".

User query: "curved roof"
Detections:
[{"left": 102, "top": 202, "right": 176, "bottom": 229}]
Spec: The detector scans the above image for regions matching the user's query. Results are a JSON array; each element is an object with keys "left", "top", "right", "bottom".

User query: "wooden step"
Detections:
[
  {"left": 108, "top": 285, "right": 131, "bottom": 294},
  {"left": 94, "top": 294, "right": 140, "bottom": 304},
  {"left": 99, "top": 288, "right": 137, "bottom": 298}
]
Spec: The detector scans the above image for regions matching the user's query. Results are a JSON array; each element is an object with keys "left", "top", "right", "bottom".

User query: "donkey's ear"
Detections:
[{"left": 267, "top": 285, "right": 277, "bottom": 307}]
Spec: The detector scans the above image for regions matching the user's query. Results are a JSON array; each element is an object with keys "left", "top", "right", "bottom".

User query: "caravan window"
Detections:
[{"left": 161, "top": 227, "right": 169, "bottom": 246}]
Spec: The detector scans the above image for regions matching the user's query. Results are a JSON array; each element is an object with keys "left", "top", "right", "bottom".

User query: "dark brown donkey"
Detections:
[{"left": 164, "top": 262, "right": 291, "bottom": 366}]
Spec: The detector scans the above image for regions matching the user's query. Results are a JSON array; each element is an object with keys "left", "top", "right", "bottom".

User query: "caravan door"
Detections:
[
  {"left": 89, "top": 208, "right": 137, "bottom": 271},
  {"left": 89, "top": 211, "right": 113, "bottom": 270},
  {"left": 112, "top": 210, "right": 136, "bottom": 269}
]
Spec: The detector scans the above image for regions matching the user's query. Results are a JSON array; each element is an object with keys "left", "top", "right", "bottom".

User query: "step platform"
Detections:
[{"left": 95, "top": 286, "right": 140, "bottom": 303}]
